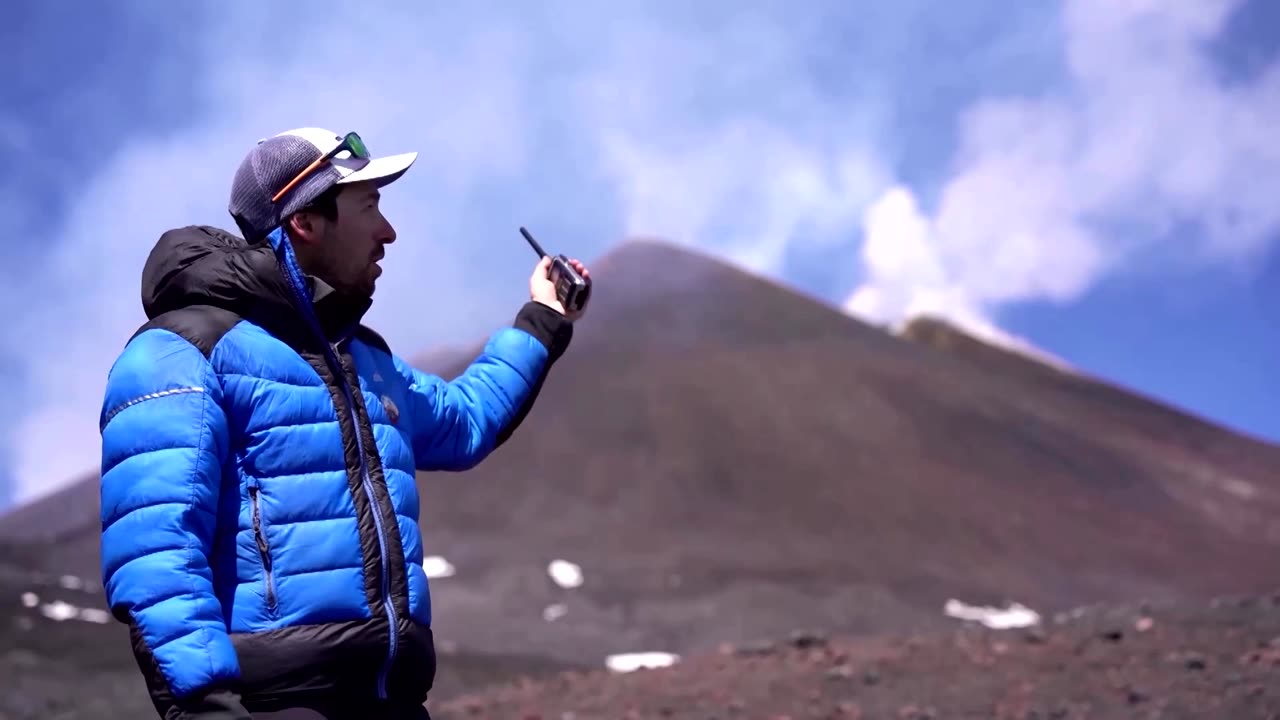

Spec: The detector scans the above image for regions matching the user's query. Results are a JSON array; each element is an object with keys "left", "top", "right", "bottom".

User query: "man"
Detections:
[{"left": 97, "top": 128, "right": 589, "bottom": 719}]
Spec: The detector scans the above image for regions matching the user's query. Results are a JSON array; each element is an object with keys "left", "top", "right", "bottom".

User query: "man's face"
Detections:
[{"left": 296, "top": 181, "right": 397, "bottom": 298}]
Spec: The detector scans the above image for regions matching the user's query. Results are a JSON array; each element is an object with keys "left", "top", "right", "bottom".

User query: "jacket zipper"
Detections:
[
  {"left": 248, "top": 486, "right": 277, "bottom": 609},
  {"left": 327, "top": 341, "right": 399, "bottom": 699},
  {"left": 267, "top": 231, "right": 399, "bottom": 698}
]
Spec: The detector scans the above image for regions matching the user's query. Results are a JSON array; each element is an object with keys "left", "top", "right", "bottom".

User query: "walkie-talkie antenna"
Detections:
[{"left": 519, "top": 226, "right": 548, "bottom": 259}]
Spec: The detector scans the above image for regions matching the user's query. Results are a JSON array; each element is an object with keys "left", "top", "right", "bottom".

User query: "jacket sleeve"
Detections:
[
  {"left": 396, "top": 301, "right": 573, "bottom": 472},
  {"left": 98, "top": 328, "right": 241, "bottom": 704}
]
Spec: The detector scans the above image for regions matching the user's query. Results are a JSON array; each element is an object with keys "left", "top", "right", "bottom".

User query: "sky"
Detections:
[{"left": 1, "top": 0, "right": 1278, "bottom": 511}]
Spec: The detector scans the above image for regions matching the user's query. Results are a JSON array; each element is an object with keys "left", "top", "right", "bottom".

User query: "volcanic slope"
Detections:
[
  {"left": 410, "top": 238, "right": 1280, "bottom": 674},
  {"left": 899, "top": 312, "right": 1280, "bottom": 515},
  {"left": 0, "top": 238, "right": 1277, "bottom": 716}
]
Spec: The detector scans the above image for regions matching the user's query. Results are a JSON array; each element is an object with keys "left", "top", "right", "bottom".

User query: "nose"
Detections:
[{"left": 379, "top": 218, "right": 396, "bottom": 245}]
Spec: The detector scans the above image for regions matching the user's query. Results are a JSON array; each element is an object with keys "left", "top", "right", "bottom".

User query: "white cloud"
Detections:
[
  {"left": 3, "top": 2, "right": 906, "bottom": 506},
  {"left": 6, "top": 11, "right": 546, "bottom": 503},
  {"left": 598, "top": 119, "right": 889, "bottom": 274},
  {"left": 844, "top": 0, "right": 1280, "bottom": 353},
  {"left": 844, "top": 187, "right": 1072, "bottom": 367},
  {"left": 7, "top": 0, "right": 1276, "bottom": 508}
]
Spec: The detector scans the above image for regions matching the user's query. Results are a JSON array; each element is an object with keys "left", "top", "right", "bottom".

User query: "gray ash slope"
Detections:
[
  {"left": 0, "top": 238, "right": 1277, "bottom": 718},
  {"left": 414, "top": 239, "right": 1280, "bottom": 670}
]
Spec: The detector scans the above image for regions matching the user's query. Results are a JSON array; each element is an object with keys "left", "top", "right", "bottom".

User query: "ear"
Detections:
[{"left": 286, "top": 211, "right": 323, "bottom": 245}]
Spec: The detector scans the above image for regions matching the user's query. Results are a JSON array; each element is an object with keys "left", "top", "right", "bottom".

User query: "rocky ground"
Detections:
[{"left": 432, "top": 591, "right": 1280, "bottom": 720}]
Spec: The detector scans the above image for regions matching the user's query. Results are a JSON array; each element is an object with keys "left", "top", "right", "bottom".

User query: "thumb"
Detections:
[
  {"left": 530, "top": 256, "right": 552, "bottom": 292},
  {"left": 533, "top": 255, "right": 552, "bottom": 279}
]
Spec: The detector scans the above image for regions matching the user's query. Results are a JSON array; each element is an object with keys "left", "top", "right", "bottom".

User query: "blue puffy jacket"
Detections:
[{"left": 98, "top": 225, "right": 572, "bottom": 717}]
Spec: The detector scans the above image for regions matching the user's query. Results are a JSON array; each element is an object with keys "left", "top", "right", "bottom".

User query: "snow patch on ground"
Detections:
[
  {"left": 17, "top": 591, "right": 111, "bottom": 624},
  {"left": 548, "top": 559, "right": 584, "bottom": 589},
  {"left": 605, "top": 651, "right": 681, "bottom": 673},
  {"left": 423, "top": 555, "right": 456, "bottom": 579},
  {"left": 944, "top": 598, "right": 1041, "bottom": 629}
]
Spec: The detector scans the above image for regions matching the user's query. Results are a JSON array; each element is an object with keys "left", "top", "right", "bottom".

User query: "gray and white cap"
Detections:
[{"left": 228, "top": 127, "right": 417, "bottom": 243}]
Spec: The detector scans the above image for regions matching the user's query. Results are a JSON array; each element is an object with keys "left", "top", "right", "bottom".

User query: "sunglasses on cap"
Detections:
[{"left": 271, "top": 131, "right": 370, "bottom": 203}]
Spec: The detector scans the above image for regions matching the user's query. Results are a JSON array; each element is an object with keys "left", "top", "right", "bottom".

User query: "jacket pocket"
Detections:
[{"left": 248, "top": 486, "right": 278, "bottom": 610}]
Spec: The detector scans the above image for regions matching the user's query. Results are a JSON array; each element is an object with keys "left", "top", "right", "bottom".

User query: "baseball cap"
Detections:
[{"left": 229, "top": 127, "right": 417, "bottom": 242}]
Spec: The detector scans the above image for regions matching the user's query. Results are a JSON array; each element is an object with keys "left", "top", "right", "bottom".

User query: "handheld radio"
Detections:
[{"left": 519, "top": 226, "right": 591, "bottom": 314}]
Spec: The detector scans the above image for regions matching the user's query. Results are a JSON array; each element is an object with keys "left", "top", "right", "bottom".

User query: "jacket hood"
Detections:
[{"left": 140, "top": 225, "right": 372, "bottom": 343}]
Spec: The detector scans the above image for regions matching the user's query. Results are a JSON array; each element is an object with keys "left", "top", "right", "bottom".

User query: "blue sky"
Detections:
[{"left": 1, "top": 0, "right": 1277, "bottom": 511}]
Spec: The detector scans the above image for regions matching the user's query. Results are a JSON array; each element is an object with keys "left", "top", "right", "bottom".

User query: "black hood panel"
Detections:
[
  {"left": 141, "top": 225, "right": 293, "bottom": 321},
  {"left": 138, "top": 225, "right": 372, "bottom": 344}
]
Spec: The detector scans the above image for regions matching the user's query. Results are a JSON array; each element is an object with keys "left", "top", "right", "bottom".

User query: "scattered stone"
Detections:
[
  {"left": 788, "top": 629, "right": 827, "bottom": 649},
  {"left": 1100, "top": 628, "right": 1124, "bottom": 643}
]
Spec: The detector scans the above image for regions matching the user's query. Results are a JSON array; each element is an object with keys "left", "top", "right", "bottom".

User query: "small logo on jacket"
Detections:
[{"left": 381, "top": 395, "right": 400, "bottom": 425}]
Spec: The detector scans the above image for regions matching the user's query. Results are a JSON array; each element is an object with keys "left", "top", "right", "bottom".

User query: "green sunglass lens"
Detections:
[{"left": 346, "top": 133, "right": 370, "bottom": 159}]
